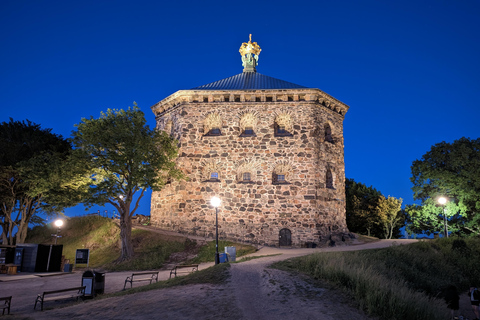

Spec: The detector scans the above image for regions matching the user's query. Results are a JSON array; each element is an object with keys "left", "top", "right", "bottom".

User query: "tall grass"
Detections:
[{"left": 273, "top": 238, "right": 480, "bottom": 320}]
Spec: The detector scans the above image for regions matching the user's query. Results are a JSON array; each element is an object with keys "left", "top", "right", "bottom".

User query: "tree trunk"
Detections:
[
  {"left": 1, "top": 227, "right": 7, "bottom": 245},
  {"left": 8, "top": 222, "right": 14, "bottom": 245},
  {"left": 119, "top": 214, "right": 134, "bottom": 260},
  {"left": 16, "top": 222, "right": 28, "bottom": 244}
]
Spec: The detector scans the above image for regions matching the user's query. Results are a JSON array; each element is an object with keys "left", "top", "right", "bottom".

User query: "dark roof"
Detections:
[{"left": 191, "top": 72, "right": 308, "bottom": 90}]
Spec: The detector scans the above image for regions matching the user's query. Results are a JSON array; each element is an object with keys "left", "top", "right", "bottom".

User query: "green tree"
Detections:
[
  {"left": 345, "top": 178, "right": 383, "bottom": 237},
  {"left": 410, "top": 137, "right": 480, "bottom": 236},
  {"left": 0, "top": 119, "right": 80, "bottom": 244},
  {"left": 71, "top": 105, "right": 183, "bottom": 260},
  {"left": 376, "top": 195, "right": 404, "bottom": 239}
]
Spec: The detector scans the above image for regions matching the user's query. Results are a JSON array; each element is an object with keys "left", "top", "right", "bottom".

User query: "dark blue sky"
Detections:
[{"left": 1, "top": 0, "right": 479, "bottom": 219}]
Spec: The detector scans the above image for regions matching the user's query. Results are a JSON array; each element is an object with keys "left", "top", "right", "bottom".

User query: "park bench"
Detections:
[
  {"left": 1, "top": 296, "right": 11, "bottom": 315},
  {"left": 34, "top": 286, "right": 86, "bottom": 311},
  {"left": 123, "top": 271, "right": 159, "bottom": 290},
  {"left": 169, "top": 264, "right": 199, "bottom": 279}
]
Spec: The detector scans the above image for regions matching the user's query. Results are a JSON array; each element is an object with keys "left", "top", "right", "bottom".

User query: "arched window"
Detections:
[
  {"left": 272, "top": 161, "right": 292, "bottom": 184},
  {"left": 204, "top": 113, "right": 222, "bottom": 136},
  {"left": 201, "top": 160, "right": 222, "bottom": 182},
  {"left": 274, "top": 113, "right": 293, "bottom": 137},
  {"left": 324, "top": 124, "right": 334, "bottom": 143},
  {"left": 239, "top": 112, "right": 258, "bottom": 137},
  {"left": 326, "top": 169, "right": 334, "bottom": 189},
  {"left": 236, "top": 159, "right": 260, "bottom": 183}
]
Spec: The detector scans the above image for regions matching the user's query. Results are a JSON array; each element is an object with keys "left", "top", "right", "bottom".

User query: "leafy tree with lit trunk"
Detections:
[
  {"left": 376, "top": 195, "right": 404, "bottom": 239},
  {"left": 0, "top": 119, "right": 79, "bottom": 244},
  {"left": 71, "top": 105, "right": 182, "bottom": 261},
  {"left": 410, "top": 137, "right": 480, "bottom": 236}
]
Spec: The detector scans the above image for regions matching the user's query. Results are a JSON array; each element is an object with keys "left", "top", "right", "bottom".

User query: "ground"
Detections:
[{"left": 2, "top": 238, "right": 477, "bottom": 319}]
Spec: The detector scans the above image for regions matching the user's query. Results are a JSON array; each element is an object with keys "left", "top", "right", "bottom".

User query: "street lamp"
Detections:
[
  {"left": 53, "top": 219, "right": 64, "bottom": 244},
  {"left": 438, "top": 197, "right": 448, "bottom": 238},
  {"left": 47, "top": 219, "right": 64, "bottom": 272},
  {"left": 211, "top": 196, "right": 221, "bottom": 265}
]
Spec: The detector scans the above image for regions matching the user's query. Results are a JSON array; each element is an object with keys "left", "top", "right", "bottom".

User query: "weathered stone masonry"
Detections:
[{"left": 150, "top": 36, "right": 351, "bottom": 247}]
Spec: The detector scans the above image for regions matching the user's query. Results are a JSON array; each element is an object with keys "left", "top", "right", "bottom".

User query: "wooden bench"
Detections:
[
  {"left": 123, "top": 271, "right": 159, "bottom": 290},
  {"left": 1, "top": 296, "right": 11, "bottom": 315},
  {"left": 169, "top": 264, "right": 199, "bottom": 279},
  {"left": 34, "top": 286, "right": 86, "bottom": 311}
]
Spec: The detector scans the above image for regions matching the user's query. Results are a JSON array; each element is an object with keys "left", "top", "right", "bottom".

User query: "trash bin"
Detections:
[
  {"left": 94, "top": 271, "right": 105, "bottom": 295},
  {"left": 64, "top": 263, "right": 73, "bottom": 272},
  {"left": 219, "top": 253, "right": 228, "bottom": 263},
  {"left": 82, "top": 270, "right": 95, "bottom": 298},
  {"left": 225, "top": 246, "right": 236, "bottom": 262}
]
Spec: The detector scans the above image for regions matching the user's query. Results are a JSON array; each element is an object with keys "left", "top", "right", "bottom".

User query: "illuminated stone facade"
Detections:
[{"left": 150, "top": 37, "right": 351, "bottom": 247}]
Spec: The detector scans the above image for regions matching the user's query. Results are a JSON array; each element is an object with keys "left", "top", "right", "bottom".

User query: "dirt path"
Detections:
[{"left": 229, "top": 255, "right": 371, "bottom": 320}]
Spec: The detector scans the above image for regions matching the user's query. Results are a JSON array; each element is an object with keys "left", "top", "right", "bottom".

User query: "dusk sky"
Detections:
[{"left": 1, "top": 0, "right": 479, "bottom": 220}]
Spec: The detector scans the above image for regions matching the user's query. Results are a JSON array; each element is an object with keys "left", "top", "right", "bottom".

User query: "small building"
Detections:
[{"left": 150, "top": 35, "right": 351, "bottom": 247}]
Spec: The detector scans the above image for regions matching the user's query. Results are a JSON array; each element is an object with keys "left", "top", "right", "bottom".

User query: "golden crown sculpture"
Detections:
[{"left": 239, "top": 34, "right": 261, "bottom": 56}]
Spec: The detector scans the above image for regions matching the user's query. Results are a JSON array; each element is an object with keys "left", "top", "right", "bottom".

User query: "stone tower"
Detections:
[{"left": 150, "top": 35, "right": 351, "bottom": 247}]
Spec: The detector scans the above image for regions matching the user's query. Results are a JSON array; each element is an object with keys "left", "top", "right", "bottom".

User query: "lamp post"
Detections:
[
  {"left": 53, "top": 219, "right": 64, "bottom": 244},
  {"left": 47, "top": 219, "right": 64, "bottom": 272},
  {"left": 438, "top": 197, "right": 448, "bottom": 238},
  {"left": 210, "top": 196, "right": 221, "bottom": 265}
]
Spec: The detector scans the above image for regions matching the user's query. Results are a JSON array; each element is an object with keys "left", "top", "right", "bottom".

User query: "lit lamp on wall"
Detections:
[
  {"left": 210, "top": 196, "right": 221, "bottom": 265},
  {"left": 438, "top": 197, "right": 448, "bottom": 238}
]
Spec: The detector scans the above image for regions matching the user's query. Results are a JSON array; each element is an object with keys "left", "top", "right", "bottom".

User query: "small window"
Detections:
[
  {"left": 211, "top": 172, "right": 218, "bottom": 179},
  {"left": 203, "top": 97, "right": 208, "bottom": 102},
  {"left": 243, "top": 172, "right": 251, "bottom": 182},
  {"left": 275, "top": 123, "right": 292, "bottom": 137},
  {"left": 325, "top": 124, "right": 334, "bottom": 143},
  {"left": 209, "top": 127, "right": 221, "bottom": 135},
  {"left": 224, "top": 96, "right": 230, "bottom": 102},
  {"left": 273, "top": 173, "right": 288, "bottom": 184},
  {"left": 256, "top": 97, "right": 261, "bottom": 102},
  {"left": 240, "top": 126, "right": 255, "bottom": 137},
  {"left": 244, "top": 127, "right": 254, "bottom": 135},
  {"left": 326, "top": 169, "right": 334, "bottom": 189}
]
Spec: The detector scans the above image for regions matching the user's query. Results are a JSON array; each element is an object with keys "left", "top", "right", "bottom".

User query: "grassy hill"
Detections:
[
  {"left": 26, "top": 215, "right": 256, "bottom": 271},
  {"left": 273, "top": 237, "right": 480, "bottom": 320}
]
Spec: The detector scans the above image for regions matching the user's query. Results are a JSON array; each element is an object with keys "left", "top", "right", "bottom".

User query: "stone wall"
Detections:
[{"left": 150, "top": 88, "right": 350, "bottom": 247}]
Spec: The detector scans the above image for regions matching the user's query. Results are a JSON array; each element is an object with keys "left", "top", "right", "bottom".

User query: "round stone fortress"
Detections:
[{"left": 150, "top": 35, "right": 351, "bottom": 247}]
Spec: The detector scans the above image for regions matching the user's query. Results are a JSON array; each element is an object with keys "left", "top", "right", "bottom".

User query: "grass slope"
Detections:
[
  {"left": 273, "top": 238, "right": 480, "bottom": 320},
  {"left": 26, "top": 216, "right": 255, "bottom": 271}
]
